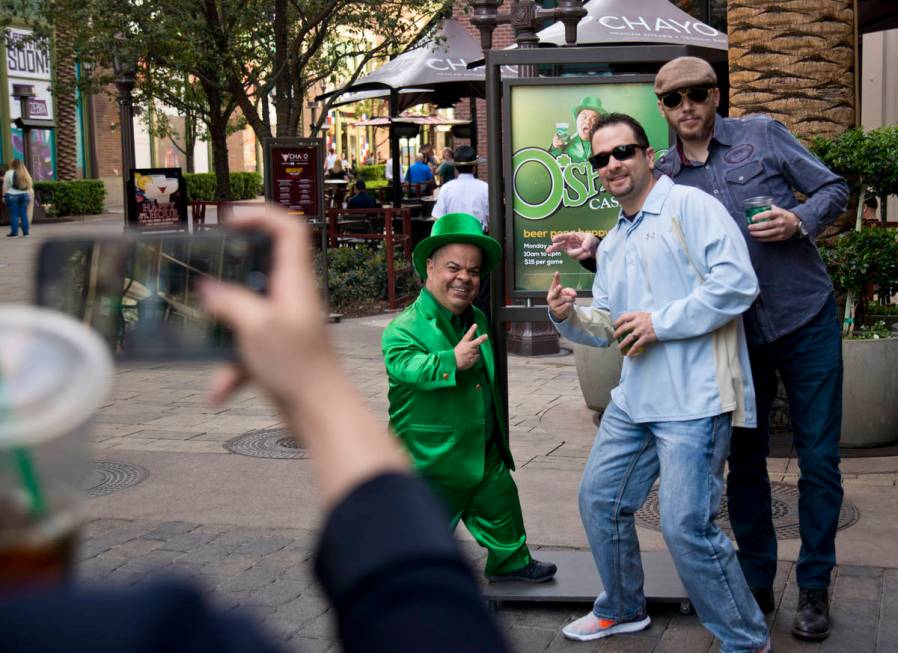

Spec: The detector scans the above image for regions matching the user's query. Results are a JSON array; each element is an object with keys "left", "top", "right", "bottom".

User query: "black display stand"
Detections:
[{"left": 482, "top": 549, "right": 692, "bottom": 614}]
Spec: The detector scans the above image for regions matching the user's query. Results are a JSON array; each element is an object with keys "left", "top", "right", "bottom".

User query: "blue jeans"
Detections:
[
  {"left": 5, "top": 192, "right": 30, "bottom": 236},
  {"left": 580, "top": 401, "right": 768, "bottom": 653},
  {"left": 727, "top": 293, "right": 843, "bottom": 590}
]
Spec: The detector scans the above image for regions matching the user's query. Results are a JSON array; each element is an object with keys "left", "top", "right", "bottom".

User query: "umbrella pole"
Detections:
[
  {"left": 390, "top": 89, "right": 402, "bottom": 208},
  {"left": 469, "top": 97, "right": 478, "bottom": 155}
]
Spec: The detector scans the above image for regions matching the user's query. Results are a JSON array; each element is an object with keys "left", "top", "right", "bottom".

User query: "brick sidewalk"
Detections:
[
  {"left": 7, "top": 218, "right": 898, "bottom": 652},
  {"left": 78, "top": 516, "right": 898, "bottom": 652}
]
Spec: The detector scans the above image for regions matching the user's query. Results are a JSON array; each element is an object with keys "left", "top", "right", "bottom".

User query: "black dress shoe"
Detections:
[
  {"left": 750, "top": 586, "right": 776, "bottom": 615},
  {"left": 487, "top": 559, "right": 557, "bottom": 583},
  {"left": 792, "top": 588, "right": 830, "bottom": 641}
]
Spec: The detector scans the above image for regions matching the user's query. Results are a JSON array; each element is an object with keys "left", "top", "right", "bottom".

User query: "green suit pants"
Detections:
[{"left": 430, "top": 442, "right": 532, "bottom": 576}]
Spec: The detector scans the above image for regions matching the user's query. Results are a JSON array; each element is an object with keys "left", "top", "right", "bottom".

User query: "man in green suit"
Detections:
[
  {"left": 382, "top": 213, "right": 556, "bottom": 583},
  {"left": 549, "top": 96, "right": 606, "bottom": 163}
]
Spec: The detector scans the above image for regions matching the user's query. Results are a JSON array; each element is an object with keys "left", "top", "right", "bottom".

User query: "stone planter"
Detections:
[
  {"left": 841, "top": 336, "right": 898, "bottom": 447},
  {"left": 572, "top": 342, "right": 623, "bottom": 413}
]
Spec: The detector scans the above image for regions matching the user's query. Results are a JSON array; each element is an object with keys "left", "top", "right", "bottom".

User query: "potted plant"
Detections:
[{"left": 812, "top": 125, "right": 898, "bottom": 447}]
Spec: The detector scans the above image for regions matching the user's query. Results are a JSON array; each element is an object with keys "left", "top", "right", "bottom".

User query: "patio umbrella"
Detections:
[
  {"left": 536, "top": 0, "right": 726, "bottom": 50},
  {"left": 318, "top": 18, "right": 516, "bottom": 206}
]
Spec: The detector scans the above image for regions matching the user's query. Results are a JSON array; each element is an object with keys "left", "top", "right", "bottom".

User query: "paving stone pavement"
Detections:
[{"left": 6, "top": 218, "right": 898, "bottom": 652}]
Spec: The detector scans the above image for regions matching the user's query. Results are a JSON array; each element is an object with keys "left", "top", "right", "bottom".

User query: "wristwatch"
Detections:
[{"left": 793, "top": 218, "right": 809, "bottom": 239}]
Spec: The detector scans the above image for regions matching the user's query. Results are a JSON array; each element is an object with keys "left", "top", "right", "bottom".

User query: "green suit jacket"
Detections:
[{"left": 382, "top": 289, "right": 514, "bottom": 488}]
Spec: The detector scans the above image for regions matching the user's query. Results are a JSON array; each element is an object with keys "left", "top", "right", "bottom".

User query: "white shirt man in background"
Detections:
[{"left": 431, "top": 145, "right": 489, "bottom": 233}]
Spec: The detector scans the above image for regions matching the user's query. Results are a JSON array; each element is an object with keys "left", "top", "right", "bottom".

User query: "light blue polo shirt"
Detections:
[{"left": 551, "top": 175, "right": 759, "bottom": 427}]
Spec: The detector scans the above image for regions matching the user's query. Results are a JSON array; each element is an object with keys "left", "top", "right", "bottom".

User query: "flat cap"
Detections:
[{"left": 654, "top": 57, "right": 717, "bottom": 95}]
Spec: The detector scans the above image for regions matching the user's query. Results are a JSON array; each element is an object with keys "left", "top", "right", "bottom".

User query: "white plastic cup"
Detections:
[{"left": 0, "top": 306, "right": 112, "bottom": 587}]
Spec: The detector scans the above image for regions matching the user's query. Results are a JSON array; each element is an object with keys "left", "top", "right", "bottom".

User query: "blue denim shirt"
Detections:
[
  {"left": 551, "top": 176, "right": 759, "bottom": 427},
  {"left": 655, "top": 115, "right": 848, "bottom": 344}
]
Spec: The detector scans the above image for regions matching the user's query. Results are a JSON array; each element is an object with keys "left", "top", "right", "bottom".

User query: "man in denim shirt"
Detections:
[{"left": 653, "top": 57, "right": 847, "bottom": 642}]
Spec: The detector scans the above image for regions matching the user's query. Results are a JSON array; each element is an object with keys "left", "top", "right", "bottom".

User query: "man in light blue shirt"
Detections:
[{"left": 548, "top": 113, "right": 770, "bottom": 653}]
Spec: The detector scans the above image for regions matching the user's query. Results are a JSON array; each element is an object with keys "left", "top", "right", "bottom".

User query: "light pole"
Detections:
[
  {"left": 470, "top": 0, "right": 585, "bottom": 76},
  {"left": 112, "top": 42, "right": 137, "bottom": 226}
]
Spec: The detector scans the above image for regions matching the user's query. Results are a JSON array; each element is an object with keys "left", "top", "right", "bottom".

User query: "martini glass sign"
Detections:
[{"left": 133, "top": 172, "right": 183, "bottom": 228}]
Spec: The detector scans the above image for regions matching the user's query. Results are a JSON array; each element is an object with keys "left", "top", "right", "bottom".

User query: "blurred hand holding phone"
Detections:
[{"left": 36, "top": 230, "right": 272, "bottom": 360}]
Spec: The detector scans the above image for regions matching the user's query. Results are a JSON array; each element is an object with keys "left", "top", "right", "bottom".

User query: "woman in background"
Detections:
[{"left": 3, "top": 159, "right": 32, "bottom": 237}]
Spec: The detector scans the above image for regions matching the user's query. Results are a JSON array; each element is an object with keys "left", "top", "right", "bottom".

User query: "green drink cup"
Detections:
[
  {"left": 745, "top": 196, "right": 773, "bottom": 224},
  {"left": 617, "top": 330, "right": 643, "bottom": 357}
]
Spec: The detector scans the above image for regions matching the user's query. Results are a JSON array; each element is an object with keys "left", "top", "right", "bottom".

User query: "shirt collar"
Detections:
[
  {"left": 420, "top": 287, "right": 471, "bottom": 326},
  {"left": 710, "top": 114, "right": 731, "bottom": 146},
  {"left": 615, "top": 175, "right": 675, "bottom": 226},
  {"left": 675, "top": 114, "right": 730, "bottom": 165}
]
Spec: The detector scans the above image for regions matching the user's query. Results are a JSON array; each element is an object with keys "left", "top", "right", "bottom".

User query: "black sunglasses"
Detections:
[
  {"left": 658, "top": 86, "right": 714, "bottom": 109},
  {"left": 589, "top": 143, "right": 647, "bottom": 170}
]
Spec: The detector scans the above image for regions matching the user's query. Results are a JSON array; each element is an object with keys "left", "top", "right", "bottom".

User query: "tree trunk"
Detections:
[
  {"left": 727, "top": 0, "right": 856, "bottom": 145},
  {"left": 209, "top": 122, "right": 230, "bottom": 200},
  {"left": 54, "top": 22, "right": 78, "bottom": 180}
]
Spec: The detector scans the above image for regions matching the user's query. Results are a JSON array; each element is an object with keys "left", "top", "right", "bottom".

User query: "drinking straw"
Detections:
[
  {"left": 0, "top": 369, "right": 47, "bottom": 520},
  {"left": 13, "top": 448, "right": 47, "bottom": 519}
]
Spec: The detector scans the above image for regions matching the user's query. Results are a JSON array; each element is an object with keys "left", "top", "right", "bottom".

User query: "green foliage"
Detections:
[
  {"left": 810, "top": 125, "right": 898, "bottom": 199},
  {"left": 849, "top": 320, "right": 894, "bottom": 340},
  {"left": 318, "top": 244, "right": 417, "bottom": 311},
  {"left": 820, "top": 227, "right": 898, "bottom": 322},
  {"left": 866, "top": 300, "right": 898, "bottom": 316},
  {"left": 33, "top": 180, "right": 106, "bottom": 216},
  {"left": 183, "top": 172, "right": 262, "bottom": 201},
  {"left": 357, "top": 164, "right": 385, "bottom": 182}
]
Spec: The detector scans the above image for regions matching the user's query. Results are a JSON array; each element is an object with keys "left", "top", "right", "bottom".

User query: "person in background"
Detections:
[
  {"left": 324, "top": 147, "right": 337, "bottom": 172},
  {"left": 4, "top": 159, "right": 32, "bottom": 238},
  {"left": 431, "top": 146, "right": 488, "bottom": 233},
  {"left": 1, "top": 207, "right": 512, "bottom": 653},
  {"left": 862, "top": 196, "right": 879, "bottom": 226},
  {"left": 385, "top": 156, "right": 404, "bottom": 183},
  {"left": 347, "top": 180, "right": 378, "bottom": 210},
  {"left": 406, "top": 153, "right": 434, "bottom": 186},
  {"left": 436, "top": 147, "right": 457, "bottom": 186},
  {"left": 420, "top": 143, "right": 438, "bottom": 170}
]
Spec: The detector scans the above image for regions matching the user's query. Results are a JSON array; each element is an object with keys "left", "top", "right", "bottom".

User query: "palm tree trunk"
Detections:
[
  {"left": 54, "top": 21, "right": 78, "bottom": 180},
  {"left": 727, "top": 0, "right": 856, "bottom": 146}
]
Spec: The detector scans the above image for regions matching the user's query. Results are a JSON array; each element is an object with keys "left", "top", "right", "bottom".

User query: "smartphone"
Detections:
[{"left": 35, "top": 230, "right": 272, "bottom": 359}]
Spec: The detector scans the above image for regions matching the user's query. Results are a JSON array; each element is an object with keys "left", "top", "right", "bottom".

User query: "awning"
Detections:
[{"left": 352, "top": 115, "right": 469, "bottom": 127}]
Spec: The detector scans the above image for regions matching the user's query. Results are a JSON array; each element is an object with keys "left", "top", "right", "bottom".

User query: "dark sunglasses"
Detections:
[
  {"left": 658, "top": 86, "right": 714, "bottom": 109},
  {"left": 589, "top": 143, "right": 647, "bottom": 170}
]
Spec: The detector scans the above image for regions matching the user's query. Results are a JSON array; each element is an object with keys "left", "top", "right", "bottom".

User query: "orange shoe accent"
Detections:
[{"left": 597, "top": 619, "right": 617, "bottom": 629}]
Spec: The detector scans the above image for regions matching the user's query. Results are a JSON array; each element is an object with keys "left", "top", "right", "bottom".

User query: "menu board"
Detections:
[
  {"left": 127, "top": 167, "right": 188, "bottom": 231},
  {"left": 264, "top": 138, "right": 324, "bottom": 218}
]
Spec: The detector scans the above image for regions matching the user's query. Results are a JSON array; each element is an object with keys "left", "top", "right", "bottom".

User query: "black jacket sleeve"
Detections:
[{"left": 315, "top": 473, "right": 510, "bottom": 653}]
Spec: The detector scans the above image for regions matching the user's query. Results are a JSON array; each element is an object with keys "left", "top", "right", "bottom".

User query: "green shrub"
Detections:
[
  {"left": 183, "top": 172, "right": 263, "bottom": 201},
  {"left": 33, "top": 180, "right": 106, "bottom": 216},
  {"left": 183, "top": 173, "right": 217, "bottom": 201},
  {"left": 317, "top": 243, "right": 417, "bottom": 311},
  {"left": 356, "top": 164, "right": 385, "bottom": 182},
  {"left": 820, "top": 227, "right": 898, "bottom": 324}
]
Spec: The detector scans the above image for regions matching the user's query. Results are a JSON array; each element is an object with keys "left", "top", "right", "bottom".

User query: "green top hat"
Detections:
[
  {"left": 570, "top": 96, "right": 605, "bottom": 125},
  {"left": 413, "top": 213, "right": 502, "bottom": 280}
]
